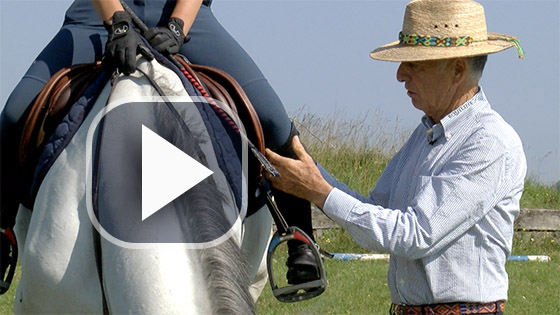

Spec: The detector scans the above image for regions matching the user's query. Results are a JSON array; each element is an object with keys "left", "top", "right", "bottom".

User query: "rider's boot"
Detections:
[{"left": 272, "top": 123, "right": 320, "bottom": 285}]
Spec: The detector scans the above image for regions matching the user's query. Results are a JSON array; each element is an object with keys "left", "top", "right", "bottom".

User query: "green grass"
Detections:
[
  {"left": 0, "top": 262, "right": 20, "bottom": 314},
  {"left": 520, "top": 180, "right": 560, "bottom": 209},
  {"left": 255, "top": 229, "right": 560, "bottom": 315},
  {"left": 256, "top": 229, "right": 391, "bottom": 314},
  {"left": 2, "top": 230, "right": 558, "bottom": 314},
  {"left": 293, "top": 110, "right": 396, "bottom": 197},
  {"left": 508, "top": 231, "right": 560, "bottom": 315}
]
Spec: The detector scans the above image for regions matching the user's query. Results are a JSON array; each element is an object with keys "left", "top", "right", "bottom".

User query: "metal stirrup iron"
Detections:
[{"left": 259, "top": 179, "right": 328, "bottom": 302}]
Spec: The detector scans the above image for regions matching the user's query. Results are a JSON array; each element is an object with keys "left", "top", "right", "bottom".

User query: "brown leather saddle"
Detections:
[
  {"left": 19, "top": 61, "right": 106, "bottom": 170},
  {"left": 174, "top": 55, "right": 265, "bottom": 154},
  {"left": 19, "top": 56, "right": 266, "bottom": 192}
]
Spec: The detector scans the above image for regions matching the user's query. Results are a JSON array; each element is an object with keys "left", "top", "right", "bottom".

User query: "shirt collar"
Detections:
[{"left": 422, "top": 88, "right": 488, "bottom": 145}]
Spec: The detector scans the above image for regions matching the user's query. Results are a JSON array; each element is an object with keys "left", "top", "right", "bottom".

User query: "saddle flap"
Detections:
[
  {"left": 19, "top": 61, "right": 104, "bottom": 168},
  {"left": 197, "top": 71, "right": 238, "bottom": 115},
  {"left": 189, "top": 63, "right": 265, "bottom": 154}
]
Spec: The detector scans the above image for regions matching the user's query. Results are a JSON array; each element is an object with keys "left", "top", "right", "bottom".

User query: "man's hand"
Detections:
[
  {"left": 145, "top": 18, "right": 187, "bottom": 56},
  {"left": 104, "top": 11, "right": 152, "bottom": 75},
  {"left": 265, "top": 136, "right": 333, "bottom": 209}
]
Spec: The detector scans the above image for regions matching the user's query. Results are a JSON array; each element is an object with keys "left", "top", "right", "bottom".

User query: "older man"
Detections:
[{"left": 266, "top": 0, "right": 526, "bottom": 313}]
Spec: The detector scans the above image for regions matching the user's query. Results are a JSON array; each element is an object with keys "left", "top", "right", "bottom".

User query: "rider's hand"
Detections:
[
  {"left": 145, "top": 18, "right": 188, "bottom": 55},
  {"left": 104, "top": 11, "right": 152, "bottom": 75}
]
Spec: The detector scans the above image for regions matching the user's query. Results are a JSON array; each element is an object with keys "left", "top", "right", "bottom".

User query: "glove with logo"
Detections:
[
  {"left": 104, "top": 11, "right": 152, "bottom": 75},
  {"left": 144, "top": 18, "right": 188, "bottom": 55}
]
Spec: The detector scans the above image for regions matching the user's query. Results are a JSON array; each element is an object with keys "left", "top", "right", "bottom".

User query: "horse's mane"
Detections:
[{"left": 154, "top": 102, "right": 254, "bottom": 314}]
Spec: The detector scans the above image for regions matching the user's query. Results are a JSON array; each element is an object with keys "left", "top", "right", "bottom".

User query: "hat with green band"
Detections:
[{"left": 369, "top": 0, "right": 525, "bottom": 62}]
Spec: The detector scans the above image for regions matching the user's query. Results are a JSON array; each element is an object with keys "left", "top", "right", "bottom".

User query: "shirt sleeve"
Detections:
[{"left": 322, "top": 131, "right": 518, "bottom": 260}]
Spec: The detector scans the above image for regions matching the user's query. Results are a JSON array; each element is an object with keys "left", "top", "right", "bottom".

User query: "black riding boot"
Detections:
[{"left": 272, "top": 123, "right": 320, "bottom": 285}]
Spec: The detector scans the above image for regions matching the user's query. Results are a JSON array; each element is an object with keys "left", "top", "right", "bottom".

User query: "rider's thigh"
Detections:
[
  {"left": 180, "top": 5, "right": 293, "bottom": 149},
  {"left": 3, "top": 25, "right": 105, "bottom": 126}
]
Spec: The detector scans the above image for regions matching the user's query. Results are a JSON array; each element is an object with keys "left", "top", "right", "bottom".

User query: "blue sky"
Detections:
[{"left": 1, "top": 0, "right": 559, "bottom": 185}]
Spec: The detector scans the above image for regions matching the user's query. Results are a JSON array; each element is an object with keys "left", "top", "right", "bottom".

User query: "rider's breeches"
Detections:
[{"left": 1, "top": 1, "right": 310, "bottom": 235}]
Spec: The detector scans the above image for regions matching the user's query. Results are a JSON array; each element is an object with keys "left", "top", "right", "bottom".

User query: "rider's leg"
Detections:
[
  {"left": 271, "top": 124, "right": 321, "bottom": 284},
  {"left": 1, "top": 3, "right": 106, "bottom": 289},
  {"left": 181, "top": 4, "right": 319, "bottom": 284},
  {"left": 1, "top": 16, "right": 105, "bottom": 219},
  {"left": 179, "top": 4, "right": 292, "bottom": 147}
]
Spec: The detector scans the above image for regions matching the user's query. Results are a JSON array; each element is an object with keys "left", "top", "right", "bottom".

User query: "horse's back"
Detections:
[{"left": 14, "top": 56, "right": 271, "bottom": 314}]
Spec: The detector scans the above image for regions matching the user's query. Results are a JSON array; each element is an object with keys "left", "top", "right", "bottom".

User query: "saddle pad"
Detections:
[
  {"left": 93, "top": 56, "right": 242, "bottom": 244},
  {"left": 26, "top": 66, "right": 111, "bottom": 206},
  {"left": 20, "top": 62, "right": 106, "bottom": 169}
]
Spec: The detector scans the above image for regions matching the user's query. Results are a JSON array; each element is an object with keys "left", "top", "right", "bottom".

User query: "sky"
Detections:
[{"left": 1, "top": 0, "right": 559, "bottom": 185}]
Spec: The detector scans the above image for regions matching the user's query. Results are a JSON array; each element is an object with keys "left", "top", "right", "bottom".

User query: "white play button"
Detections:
[{"left": 141, "top": 125, "right": 213, "bottom": 221}]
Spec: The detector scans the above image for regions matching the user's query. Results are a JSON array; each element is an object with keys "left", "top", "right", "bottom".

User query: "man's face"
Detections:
[{"left": 396, "top": 59, "right": 457, "bottom": 122}]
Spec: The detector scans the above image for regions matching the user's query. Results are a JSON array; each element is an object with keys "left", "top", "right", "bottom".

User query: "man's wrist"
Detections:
[{"left": 311, "top": 183, "right": 334, "bottom": 209}]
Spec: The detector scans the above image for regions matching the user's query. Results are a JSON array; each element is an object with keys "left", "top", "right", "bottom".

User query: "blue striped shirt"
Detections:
[{"left": 322, "top": 89, "right": 527, "bottom": 305}]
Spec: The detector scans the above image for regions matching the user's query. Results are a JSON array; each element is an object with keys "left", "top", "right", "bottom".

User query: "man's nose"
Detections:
[{"left": 396, "top": 62, "right": 409, "bottom": 83}]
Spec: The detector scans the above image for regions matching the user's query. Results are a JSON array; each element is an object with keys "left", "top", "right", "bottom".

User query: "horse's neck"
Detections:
[{"left": 101, "top": 243, "right": 213, "bottom": 313}]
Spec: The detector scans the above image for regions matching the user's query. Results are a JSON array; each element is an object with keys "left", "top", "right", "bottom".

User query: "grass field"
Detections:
[
  {"left": 255, "top": 229, "right": 560, "bottom": 314},
  {"left": 1, "top": 111, "right": 558, "bottom": 313},
  {"left": 2, "top": 230, "right": 558, "bottom": 314}
]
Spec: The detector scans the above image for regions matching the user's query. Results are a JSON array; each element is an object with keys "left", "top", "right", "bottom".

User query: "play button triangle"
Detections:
[{"left": 141, "top": 125, "right": 213, "bottom": 221}]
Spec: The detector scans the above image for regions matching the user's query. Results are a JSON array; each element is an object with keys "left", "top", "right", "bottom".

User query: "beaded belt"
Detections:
[{"left": 390, "top": 300, "right": 505, "bottom": 315}]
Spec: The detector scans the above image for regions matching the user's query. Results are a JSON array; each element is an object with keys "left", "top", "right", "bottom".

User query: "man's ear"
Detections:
[{"left": 453, "top": 58, "right": 468, "bottom": 83}]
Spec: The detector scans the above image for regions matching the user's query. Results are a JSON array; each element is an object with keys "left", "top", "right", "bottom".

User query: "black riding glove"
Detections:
[
  {"left": 144, "top": 18, "right": 188, "bottom": 55},
  {"left": 104, "top": 11, "right": 152, "bottom": 75}
]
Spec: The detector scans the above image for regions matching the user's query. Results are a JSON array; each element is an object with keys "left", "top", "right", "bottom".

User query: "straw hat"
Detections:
[{"left": 369, "top": 0, "right": 524, "bottom": 62}]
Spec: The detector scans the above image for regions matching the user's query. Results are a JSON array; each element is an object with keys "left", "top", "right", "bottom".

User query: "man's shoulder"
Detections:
[{"left": 472, "top": 105, "right": 523, "bottom": 151}]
